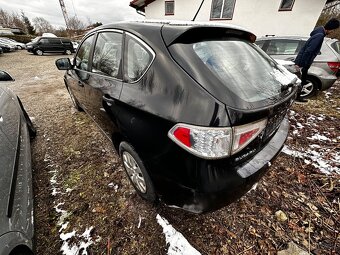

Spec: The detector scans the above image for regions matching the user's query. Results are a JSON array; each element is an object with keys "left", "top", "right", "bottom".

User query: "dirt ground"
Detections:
[{"left": 1, "top": 50, "right": 339, "bottom": 255}]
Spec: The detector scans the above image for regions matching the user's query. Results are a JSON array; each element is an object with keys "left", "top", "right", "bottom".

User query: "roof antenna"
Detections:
[{"left": 192, "top": 0, "right": 205, "bottom": 21}]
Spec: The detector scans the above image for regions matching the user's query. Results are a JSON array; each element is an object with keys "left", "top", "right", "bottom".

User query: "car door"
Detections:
[
  {"left": 66, "top": 35, "right": 95, "bottom": 109},
  {"left": 0, "top": 87, "right": 20, "bottom": 218},
  {"left": 38, "top": 38, "right": 49, "bottom": 52},
  {"left": 84, "top": 31, "right": 124, "bottom": 138}
]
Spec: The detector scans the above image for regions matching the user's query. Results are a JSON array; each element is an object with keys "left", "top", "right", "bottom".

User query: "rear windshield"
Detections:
[
  {"left": 331, "top": 41, "right": 340, "bottom": 54},
  {"left": 192, "top": 39, "right": 293, "bottom": 103}
]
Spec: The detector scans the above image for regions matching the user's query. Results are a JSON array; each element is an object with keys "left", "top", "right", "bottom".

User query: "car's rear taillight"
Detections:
[
  {"left": 231, "top": 119, "right": 267, "bottom": 154},
  {"left": 327, "top": 62, "right": 340, "bottom": 73},
  {"left": 168, "top": 119, "right": 267, "bottom": 159}
]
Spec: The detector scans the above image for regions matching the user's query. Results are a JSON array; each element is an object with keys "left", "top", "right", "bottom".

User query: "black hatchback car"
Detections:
[{"left": 56, "top": 21, "right": 299, "bottom": 213}]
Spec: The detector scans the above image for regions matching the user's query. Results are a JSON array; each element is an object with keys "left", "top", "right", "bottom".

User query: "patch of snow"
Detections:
[
  {"left": 60, "top": 227, "right": 94, "bottom": 255},
  {"left": 59, "top": 222, "right": 69, "bottom": 232},
  {"left": 66, "top": 188, "right": 73, "bottom": 193},
  {"left": 282, "top": 145, "right": 339, "bottom": 175},
  {"left": 156, "top": 214, "right": 201, "bottom": 255},
  {"left": 138, "top": 215, "right": 142, "bottom": 229},
  {"left": 60, "top": 230, "right": 76, "bottom": 241},
  {"left": 296, "top": 122, "right": 304, "bottom": 129},
  {"left": 307, "top": 134, "right": 330, "bottom": 141}
]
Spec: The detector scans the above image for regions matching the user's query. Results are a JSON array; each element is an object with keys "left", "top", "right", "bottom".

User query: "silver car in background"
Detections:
[{"left": 256, "top": 36, "right": 340, "bottom": 98}]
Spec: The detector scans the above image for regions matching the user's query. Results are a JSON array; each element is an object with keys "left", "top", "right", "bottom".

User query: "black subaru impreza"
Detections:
[{"left": 56, "top": 21, "right": 299, "bottom": 213}]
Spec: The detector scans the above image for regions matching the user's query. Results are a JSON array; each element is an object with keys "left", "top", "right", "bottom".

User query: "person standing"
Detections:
[{"left": 295, "top": 18, "right": 340, "bottom": 102}]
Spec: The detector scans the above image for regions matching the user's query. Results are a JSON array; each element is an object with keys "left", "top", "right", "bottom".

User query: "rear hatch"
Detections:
[{"left": 164, "top": 24, "right": 298, "bottom": 161}]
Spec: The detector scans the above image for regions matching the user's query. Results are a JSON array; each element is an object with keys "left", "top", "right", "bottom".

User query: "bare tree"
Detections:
[
  {"left": 0, "top": 8, "right": 25, "bottom": 31},
  {"left": 33, "top": 17, "right": 54, "bottom": 34},
  {"left": 0, "top": 8, "right": 12, "bottom": 27},
  {"left": 317, "top": 1, "right": 340, "bottom": 39},
  {"left": 68, "top": 15, "right": 86, "bottom": 31}
]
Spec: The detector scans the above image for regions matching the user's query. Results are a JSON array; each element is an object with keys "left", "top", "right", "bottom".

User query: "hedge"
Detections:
[{"left": 0, "top": 34, "right": 35, "bottom": 43}]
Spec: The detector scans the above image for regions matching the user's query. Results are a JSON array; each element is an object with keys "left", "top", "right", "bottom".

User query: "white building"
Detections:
[{"left": 130, "top": 0, "right": 336, "bottom": 37}]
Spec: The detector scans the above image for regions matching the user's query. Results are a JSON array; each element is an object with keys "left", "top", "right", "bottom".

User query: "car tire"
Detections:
[
  {"left": 35, "top": 49, "right": 43, "bottom": 56},
  {"left": 119, "top": 141, "right": 156, "bottom": 202},
  {"left": 65, "top": 49, "right": 72, "bottom": 55},
  {"left": 66, "top": 87, "right": 83, "bottom": 111},
  {"left": 17, "top": 97, "right": 36, "bottom": 138},
  {"left": 300, "top": 76, "right": 319, "bottom": 98}
]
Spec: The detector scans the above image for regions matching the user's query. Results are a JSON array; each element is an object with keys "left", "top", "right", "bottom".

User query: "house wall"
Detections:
[{"left": 144, "top": 0, "right": 328, "bottom": 37}]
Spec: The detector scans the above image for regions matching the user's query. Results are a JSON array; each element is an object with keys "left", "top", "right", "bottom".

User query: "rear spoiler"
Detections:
[{"left": 161, "top": 23, "right": 256, "bottom": 46}]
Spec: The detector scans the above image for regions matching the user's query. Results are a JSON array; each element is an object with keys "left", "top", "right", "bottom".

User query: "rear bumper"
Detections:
[
  {"left": 318, "top": 76, "right": 337, "bottom": 91},
  {"left": 157, "top": 117, "right": 290, "bottom": 213}
]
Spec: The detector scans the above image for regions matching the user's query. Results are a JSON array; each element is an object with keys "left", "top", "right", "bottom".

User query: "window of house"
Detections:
[
  {"left": 92, "top": 32, "right": 122, "bottom": 78},
  {"left": 279, "top": 0, "right": 295, "bottom": 11},
  {"left": 210, "top": 0, "right": 236, "bottom": 20},
  {"left": 165, "top": 1, "right": 174, "bottom": 15}
]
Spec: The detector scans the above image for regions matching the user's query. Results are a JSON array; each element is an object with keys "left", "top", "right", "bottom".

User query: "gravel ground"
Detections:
[{"left": 1, "top": 50, "right": 339, "bottom": 255}]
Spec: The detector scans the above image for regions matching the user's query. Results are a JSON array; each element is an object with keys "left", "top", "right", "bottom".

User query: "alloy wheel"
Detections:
[
  {"left": 300, "top": 81, "right": 314, "bottom": 98},
  {"left": 122, "top": 151, "right": 147, "bottom": 194},
  {"left": 36, "top": 50, "right": 43, "bottom": 56}
]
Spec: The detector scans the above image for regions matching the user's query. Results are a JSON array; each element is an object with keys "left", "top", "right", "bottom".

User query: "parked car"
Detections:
[
  {"left": 72, "top": 41, "right": 79, "bottom": 50},
  {"left": 0, "top": 37, "right": 26, "bottom": 49},
  {"left": 56, "top": 21, "right": 298, "bottom": 213},
  {"left": 26, "top": 36, "right": 74, "bottom": 56},
  {"left": 0, "top": 70, "right": 36, "bottom": 255},
  {"left": 255, "top": 36, "right": 340, "bottom": 98},
  {"left": 0, "top": 42, "right": 15, "bottom": 53},
  {"left": 0, "top": 38, "right": 18, "bottom": 50}
]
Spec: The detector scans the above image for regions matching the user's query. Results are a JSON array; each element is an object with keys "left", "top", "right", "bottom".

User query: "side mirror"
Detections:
[
  {"left": 0, "top": 70, "right": 14, "bottom": 81},
  {"left": 55, "top": 58, "right": 72, "bottom": 70}
]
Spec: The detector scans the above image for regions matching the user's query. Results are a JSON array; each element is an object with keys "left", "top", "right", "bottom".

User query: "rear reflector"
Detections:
[
  {"left": 168, "top": 118, "right": 267, "bottom": 159},
  {"left": 327, "top": 62, "right": 340, "bottom": 73}
]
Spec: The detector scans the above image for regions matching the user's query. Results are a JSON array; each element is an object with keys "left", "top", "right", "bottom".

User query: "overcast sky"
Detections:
[{"left": 1, "top": 0, "right": 143, "bottom": 28}]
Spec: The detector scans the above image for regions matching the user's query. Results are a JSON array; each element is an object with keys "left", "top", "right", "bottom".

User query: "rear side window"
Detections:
[
  {"left": 192, "top": 39, "right": 292, "bottom": 103},
  {"left": 76, "top": 35, "right": 94, "bottom": 71},
  {"left": 125, "top": 34, "right": 153, "bottom": 82},
  {"left": 92, "top": 32, "right": 122, "bottom": 78},
  {"left": 331, "top": 41, "right": 340, "bottom": 54},
  {"left": 266, "top": 40, "right": 300, "bottom": 55},
  {"left": 49, "top": 38, "right": 61, "bottom": 44}
]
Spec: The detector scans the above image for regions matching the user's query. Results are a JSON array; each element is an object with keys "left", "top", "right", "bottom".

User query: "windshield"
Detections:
[
  {"left": 32, "top": 37, "right": 41, "bottom": 43},
  {"left": 192, "top": 39, "right": 294, "bottom": 103}
]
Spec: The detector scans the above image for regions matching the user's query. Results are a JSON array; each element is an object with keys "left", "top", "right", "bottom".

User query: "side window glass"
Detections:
[
  {"left": 126, "top": 35, "right": 153, "bottom": 82},
  {"left": 76, "top": 35, "right": 94, "bottom": 71},
  {"left": 92, "top": 32, "right": 122, "bottom": 78},
  {"left": 40, "top": 39, "right": 49, "bottom": 45}
]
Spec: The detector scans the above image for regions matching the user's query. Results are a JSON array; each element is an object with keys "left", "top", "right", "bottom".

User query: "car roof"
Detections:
[{"left": 89, "top": 20, "right": 256, "bottom": 46}]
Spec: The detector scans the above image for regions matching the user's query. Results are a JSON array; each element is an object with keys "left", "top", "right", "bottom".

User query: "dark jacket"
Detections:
[{"left": 294, "top": 27, "right": 326, "bottom": 68}]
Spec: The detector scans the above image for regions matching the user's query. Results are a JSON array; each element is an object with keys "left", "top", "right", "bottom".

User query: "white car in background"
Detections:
[{"left": 256, "top": 36, "right": 340, "bottom": 98}]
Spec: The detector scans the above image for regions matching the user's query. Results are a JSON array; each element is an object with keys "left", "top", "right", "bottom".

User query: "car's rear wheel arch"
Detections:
[
  {"left": 119, "top": 141, "right": 157, "bottom": 202},
  {"left": 10, "top": 245, "right": 33, "bottom": 255}
]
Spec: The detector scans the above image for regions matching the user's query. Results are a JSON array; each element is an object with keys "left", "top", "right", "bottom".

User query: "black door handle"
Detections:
[{"left": 103, "top": 95, "right": 115, "bottom": 104}]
